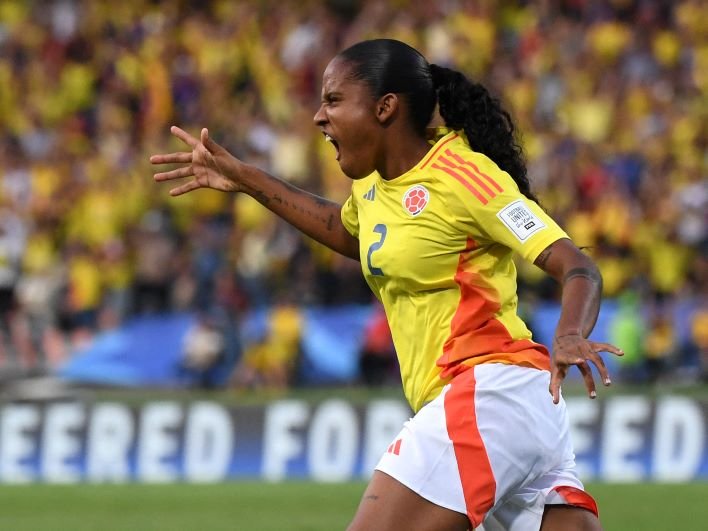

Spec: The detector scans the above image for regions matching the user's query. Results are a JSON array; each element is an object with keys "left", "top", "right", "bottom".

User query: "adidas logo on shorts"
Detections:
[{"left": 386, "top": 438, "right": 402, "bottom": 455}]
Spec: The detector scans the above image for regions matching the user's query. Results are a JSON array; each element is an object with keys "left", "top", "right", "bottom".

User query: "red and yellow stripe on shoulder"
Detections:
[
  {"left": 428, "top": 146, "right": 505, "bottom": 205},
  {"left": 420, "top": 133, "right": 460, "bottom": 169}
]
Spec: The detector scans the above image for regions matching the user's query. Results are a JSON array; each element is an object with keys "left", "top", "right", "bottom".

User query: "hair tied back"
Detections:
[{"left": 429, "top": 63, "right": 447, "bottom": 89}]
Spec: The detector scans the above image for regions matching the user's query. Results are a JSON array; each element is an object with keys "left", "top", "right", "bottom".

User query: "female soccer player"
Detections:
[{"left": 151, "top": 39, "right": 623, "bottom": 531}]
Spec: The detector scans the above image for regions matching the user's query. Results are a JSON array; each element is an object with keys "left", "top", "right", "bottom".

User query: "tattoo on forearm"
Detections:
[
  {"left": 252, "top": 191, "right": 270, "bottom": 206},
  {"left": 535, "top": 248, "right": 552, "bottom": 269},
  {"left": 365, "top": 495, "right": 379, "bottom": 501},
  {"left": 254, "top": 178, "right": 339, "bottom": 231},
  {"left": 563, "top": 267, "right": 601, "bottom": 284}
]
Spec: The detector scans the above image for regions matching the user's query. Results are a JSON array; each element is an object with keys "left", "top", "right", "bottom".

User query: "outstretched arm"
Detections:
[
  {"left": 150, "top": 126, "right": 359, "bottom": 260},
  {"left": 534, "top": 238, "right": 624, "bottom": 403}
]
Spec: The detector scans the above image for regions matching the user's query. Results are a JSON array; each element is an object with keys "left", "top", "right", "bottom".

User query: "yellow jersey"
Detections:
[{"left": 341, "top": 131, "right": 568, "bottom": 411}]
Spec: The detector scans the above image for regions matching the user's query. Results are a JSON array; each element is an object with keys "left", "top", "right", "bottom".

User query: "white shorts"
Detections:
[{"left": 375, "top": 363, "right": 597, "bottom": 530}]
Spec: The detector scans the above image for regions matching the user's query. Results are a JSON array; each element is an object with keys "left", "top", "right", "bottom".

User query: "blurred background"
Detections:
[{"left": 0, "top": 0, "right": 706, "bottom": 519}]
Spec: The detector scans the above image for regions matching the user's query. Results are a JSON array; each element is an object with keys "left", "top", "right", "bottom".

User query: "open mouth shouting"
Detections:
[{"left": 324, "top": 133, "right": 340, "bottom": 161}]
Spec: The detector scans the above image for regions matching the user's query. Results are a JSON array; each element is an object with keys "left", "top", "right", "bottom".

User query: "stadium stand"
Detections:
[{"left": 0, "top": 0, "right": 705, "bottom": 386}]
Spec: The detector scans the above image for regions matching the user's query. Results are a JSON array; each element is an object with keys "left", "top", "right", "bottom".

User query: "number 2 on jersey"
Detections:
[{"left": 366, "top": 224, "right": 387, "bottom": 276}]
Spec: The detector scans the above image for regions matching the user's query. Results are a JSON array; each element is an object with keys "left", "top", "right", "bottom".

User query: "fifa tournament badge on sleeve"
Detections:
[{"left": 496, "top": 199, "right": 546, "bottom": 241}]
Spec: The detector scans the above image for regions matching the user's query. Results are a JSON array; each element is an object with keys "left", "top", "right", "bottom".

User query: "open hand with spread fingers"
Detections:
[
  {"left": 150, "top": 126, "right": 248, "bottom": 196},
  {"left": 550, "top": 333, "right": 624, "bottom": 404}
]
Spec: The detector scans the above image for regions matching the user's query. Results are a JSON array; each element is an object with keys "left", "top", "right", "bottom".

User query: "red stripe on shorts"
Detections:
[
  {"left": 552, "top": 486, "right": 599, "bottom": 517},
  {"left": 443, "top": 369, "right": 496, "bottom": 527}
]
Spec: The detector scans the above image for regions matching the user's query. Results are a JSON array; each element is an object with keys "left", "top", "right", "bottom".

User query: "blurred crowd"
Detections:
[{"left": 0, "top": 0, "right": 705, "bottom": 386}]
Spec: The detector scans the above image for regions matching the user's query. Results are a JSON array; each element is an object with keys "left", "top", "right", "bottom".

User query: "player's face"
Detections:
[{"left": 314, "top": 58, "right": 381, "bottom": 180}]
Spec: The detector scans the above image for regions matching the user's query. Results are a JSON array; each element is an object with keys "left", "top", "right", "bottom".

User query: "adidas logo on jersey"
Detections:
[{"left": 363, "top": 186, "right": 376, "bottom": 201}]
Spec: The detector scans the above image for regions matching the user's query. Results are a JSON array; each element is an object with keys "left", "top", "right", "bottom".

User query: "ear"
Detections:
[{"left": 375, "top": 93, "right": 399, "bottom": 124}]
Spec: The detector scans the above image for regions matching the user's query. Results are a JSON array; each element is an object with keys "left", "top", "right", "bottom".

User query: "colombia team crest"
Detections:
[{"left": 402, "top": 185, "right": 430, "bottom": 216}]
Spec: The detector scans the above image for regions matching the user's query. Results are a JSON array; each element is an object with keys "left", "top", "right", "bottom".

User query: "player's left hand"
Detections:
[{"left": 549, "top": 334, "right": 624, "bottom": 404}]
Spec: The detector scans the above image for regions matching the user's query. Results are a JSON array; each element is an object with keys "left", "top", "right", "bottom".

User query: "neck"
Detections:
[{"left": 377, "top": 132, "right": 431, "bottom": 181}]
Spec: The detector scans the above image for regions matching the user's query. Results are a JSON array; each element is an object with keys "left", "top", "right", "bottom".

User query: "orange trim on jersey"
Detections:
[
  {"left": 437, "top": 238, "right": 550, "bottom": 377},
  {"left": 432, "top": 164, "right": 489, "bottom": 204},
  {"left": 552, "top": 486, "right": 599, "bottom": 517},
  {"left": 446, "top": 150, "right": 504, "bottom": 193},
  {"left": 441, "top": 349, "right": 550, "bottom": 379},
  {"left": 444, "top": 369, "right": 496, "bottom": 527},
  {"left": 438, "top": 154, "right": 497, "bottom": 199},
  {"left": 419, "top": 134, "right": 459, "bottom": 169}
]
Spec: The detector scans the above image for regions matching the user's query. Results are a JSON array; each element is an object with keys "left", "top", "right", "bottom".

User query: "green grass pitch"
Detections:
[{"left": 0, "top": 481, "right": 706, "bottom": 530}]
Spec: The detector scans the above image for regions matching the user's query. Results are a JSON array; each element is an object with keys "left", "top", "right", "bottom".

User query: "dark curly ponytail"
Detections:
[{"left": 429, "top": 64, "right": 537, "bottom": 203}]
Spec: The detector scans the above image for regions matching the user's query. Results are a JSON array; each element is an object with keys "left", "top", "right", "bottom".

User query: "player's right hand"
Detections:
[{"left": 150, "top": 126, "right": 247, "bottom": 196}]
